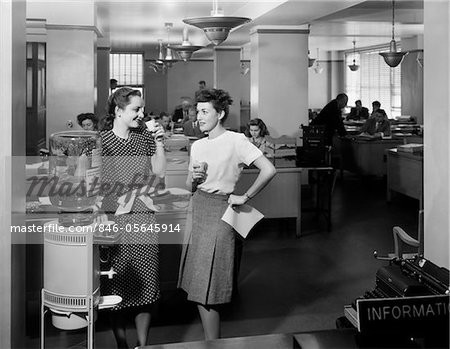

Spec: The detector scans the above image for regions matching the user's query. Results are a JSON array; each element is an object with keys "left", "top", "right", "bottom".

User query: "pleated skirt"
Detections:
[{"left": 178, "top": 190, "right": 235, "bottom": 305}]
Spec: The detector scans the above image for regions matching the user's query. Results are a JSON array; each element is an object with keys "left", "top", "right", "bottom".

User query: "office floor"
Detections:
[{"left": 30, "top": 172, "right": 420, "bottom": 349}]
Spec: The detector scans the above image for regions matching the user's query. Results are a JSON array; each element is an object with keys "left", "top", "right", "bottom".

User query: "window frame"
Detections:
[{"left": 344, "top": 44, "right": 402, "bottom": 118}]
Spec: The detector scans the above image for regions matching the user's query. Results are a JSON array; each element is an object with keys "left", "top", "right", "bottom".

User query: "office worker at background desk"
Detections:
[
  {"left": 359, "top": 109, "right": 392, "bottom": 138},
  {"left": 347, "top": 99, "right": 369, "bottom": 121},
  {"left": 77, "top": 112, "right": 99, "bottom": 131},
  {"left": 178, "top": 88, "right": 276, "bottom": 340},
  {"left": 310, "top": 93, "right": 348, "bottom": 145},
  {"left": 244, "top": 118, "right": 273, "bottom": 157},
  {"left": 172, "top": 97, "right": 193, "bottom": 124},
  {"left": 370, "top": 100, "right": 382, "bottom": 115},
  {"left": 183, "top": 107, "right": 206, "bottom": 138}
]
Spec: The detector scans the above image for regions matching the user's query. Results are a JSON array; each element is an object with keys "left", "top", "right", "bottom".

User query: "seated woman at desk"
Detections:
[
  {"left": 244, "top": 118, "right": 273, "bottom": 156},
  {"left": 359, "top": 109, "right": 392, "bottom": 138},
  {"left": 77, "top": 112, "right": 99, "bottom": 131}
]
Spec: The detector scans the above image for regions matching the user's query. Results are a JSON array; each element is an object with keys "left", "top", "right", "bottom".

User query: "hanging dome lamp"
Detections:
[
  {"left": 183, "top": 0, "right": 251, "bottom": 46},
  {"left": 348, "top": 40, "right": 360, "bottom": 71},
  {"left": 379, "top": 0, "right": 408, "bottom": 68},
  {"left": 168, "top": 26, "right": 204, "bottom": 62}
]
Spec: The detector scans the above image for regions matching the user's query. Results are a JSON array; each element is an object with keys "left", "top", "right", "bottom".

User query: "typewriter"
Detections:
[{"left": 343, "top": 255, "right": 449, "bottom": 348}]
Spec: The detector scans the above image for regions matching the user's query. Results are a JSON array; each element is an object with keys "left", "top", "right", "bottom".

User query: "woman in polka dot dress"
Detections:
[{"left": 99, "top": 87, "right": 166, "bottom": 348}]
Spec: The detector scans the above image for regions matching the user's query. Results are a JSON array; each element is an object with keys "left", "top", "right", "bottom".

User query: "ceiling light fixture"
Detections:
[
  {"left": 307, "top": 25, "right": 315, "bottom": 68},
  {"left": 156, "top": 23, "right": 179, "bottom": 68},
  {"left": 169, "top": 26, "right": 204, "bottom": 62},
  {"left": 348, "top": 40, "right": 360, "bottom": 71},
  {"left": 314, "top": 48, "right": 323, "bottom": 74},
  {"left": 183, "top": 0, "right": 251, "bottom": 46},
  {"left": 379, "top": 0, "right": 408, "bottom": 68},
  {"left": 308, "top": 50, "right": 316, "bottom": 68}
]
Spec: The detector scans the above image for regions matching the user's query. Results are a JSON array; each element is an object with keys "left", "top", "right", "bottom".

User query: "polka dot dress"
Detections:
[{"left": 99, "top": 127, "right": 160, "bottom": 311}]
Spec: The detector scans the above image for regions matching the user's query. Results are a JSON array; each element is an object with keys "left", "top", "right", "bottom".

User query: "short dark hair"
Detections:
[
  {"left": 372, "top": 100, "right": 381, "bottom": 108},
  {"left": 77, "top": 113, "right": 98, "bottom": 129},
  {"left": 336, "top": 93, "right": 348, "bottom": 101},
  {"left": 355, "top": 100, "right": 362, "bottom": 105},
  {"left": 196, "top": 88, "right": 233, "bottom": 123},
  {"left": 245, "top": 118, "right": 270, "bottom": 137},
  {"left": 101, "top": 87, "right": 141, "bottom": 130},
  {"left": 199, "top": 80, "right": 206, "bottom": 85}
]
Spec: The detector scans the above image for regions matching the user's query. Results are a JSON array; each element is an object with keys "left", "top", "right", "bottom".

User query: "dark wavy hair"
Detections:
[
  {"left": 100, "top": 87, "right": 141, "bottom": 131},
  {"left": 196, "top": 88, "right": 233, "bottom": 124},
  {"left": 244, "top": 118, "right": 270, "bottom": 137},
  {"left": 77, "top": 113, "right": 98, "bottom": 130}
]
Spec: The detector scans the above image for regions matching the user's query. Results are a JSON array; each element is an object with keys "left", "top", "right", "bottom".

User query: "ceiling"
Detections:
[{"left": 96, "top": 0, "right": 424, "bottom": 59}]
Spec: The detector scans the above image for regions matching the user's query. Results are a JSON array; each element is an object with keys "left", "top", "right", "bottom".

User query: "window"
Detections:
[
  {"left": 110, "top": 53, "right": 144, "bottom": 95},
  {"left": 345, "top": 46, "right": 401, "bottom": 118}
]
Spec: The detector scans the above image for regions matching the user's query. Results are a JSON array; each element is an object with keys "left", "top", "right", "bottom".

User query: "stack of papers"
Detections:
[{"left": 397, "top": 143, "right": 423, "bottom": 153}]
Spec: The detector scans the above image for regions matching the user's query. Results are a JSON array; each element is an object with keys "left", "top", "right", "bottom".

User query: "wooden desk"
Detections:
[
  {"left": 335, "top": 137, "right": 403, "bottom": 177},
  {"left": 140, "top": 329, "right": 359, "bottom": 349},
  {"left": 386, "top": 149, "right": 423, "bottom": 205},
  {"left": 235, "top": 167, "right": 303, "bottom": 237},
  {"left": 236, "top": 167, "right": 333, "bottom": 237},
  {"left": 164, "top": 152, "right": 333, "bottom": 238}
]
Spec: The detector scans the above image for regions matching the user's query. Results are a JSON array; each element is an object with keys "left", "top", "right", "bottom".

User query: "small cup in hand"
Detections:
[
  {"left": 145, "top": 119, "right": 158, "bottom": 134},
  {"left": 145, "top": 119, "right": 164, "bottom": 141},
  {"left": 192, "top": 162, "right": 208, "bottom": 182}
]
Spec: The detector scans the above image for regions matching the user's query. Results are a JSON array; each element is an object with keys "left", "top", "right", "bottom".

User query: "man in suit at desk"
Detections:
[
  {"left": 359, "top": 109, "right": 392, "bottom": 138},
  {"left": 183, "top": 107, "right": 206, "bottom": 138},
  {"left": 310, "top": 93, "right": 348, "bottom": 145},
  {"left": 347, "top": 100, "right": 369, "bottom": 121},
  {"left": 173, "top": 97, "right": 193, "bottom": 123}
]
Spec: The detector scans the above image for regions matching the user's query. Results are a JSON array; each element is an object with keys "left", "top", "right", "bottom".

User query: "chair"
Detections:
[
  {"left": 304, "top": 168, "right": 338, "bottom": 231},
  {"left": 392, "top": 209, "right": 424, "bottom": 258},
  {"left": 297, "top": 125, "right": 331, "bottom": 167}
]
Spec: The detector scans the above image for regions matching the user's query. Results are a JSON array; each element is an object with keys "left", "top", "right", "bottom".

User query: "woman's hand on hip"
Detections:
[{"left": 228, "top": 194, "right": 247, "bottom": 207}]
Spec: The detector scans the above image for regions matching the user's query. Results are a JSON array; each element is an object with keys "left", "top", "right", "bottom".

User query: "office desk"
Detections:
[
  {"left": 335, "top": 137, "right": 403, "bottom": 177},
  {"left": 235, "top": 167, "right": 303, "bottom": 237},
  {"left": 236, "top": 166, "right": 333, "bottom": 237},
  {"left": 140, "top": 329, "right": 359, "bottom": 349},
  {"left": 164, "top": 152, "right": 332, "bottom": 238},
  {"left": 386, "top": 149, "right": 423, "bottom": 205}
]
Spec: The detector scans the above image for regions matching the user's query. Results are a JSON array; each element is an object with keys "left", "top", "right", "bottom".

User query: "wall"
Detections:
[
  {"left": 96, "top": 46, "right": 110, "bottom": 118},
  {"left": 308, "top": 51, "right": 345, "bottom": 110},
  {"left": 144, "top": 59, "right": 168, "bottom": 115},
  {"left": 401, "top": 36, "right": 424, "bottom": 124},
  {"left": 308, "top": 61, "right": 330, "bottom": 109},
  {"left": 166, "top": 60, "right": 213, "bottom": 112},
  {"left": 423, "top": 1, "right": 450, "bottom": 268},
  {"left": 46, "top": 29, "right": 96, "bottom": 135},
  {"left": 1, "top": 1, "right": 26, "bottom": 347},
  {"left": 250, "top": 28, "right": 309, "bottom": 138}
]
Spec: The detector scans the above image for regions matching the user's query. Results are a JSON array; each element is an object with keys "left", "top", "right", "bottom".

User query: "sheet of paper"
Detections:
[
  {"left": 38, "top": 196, "right": 52, "bottom": 205},
  {"left": 221, "top": 204, "right": 264, "bottom": 239}
]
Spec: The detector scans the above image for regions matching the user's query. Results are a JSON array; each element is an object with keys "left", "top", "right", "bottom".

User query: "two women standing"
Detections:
[{"left": 99, "top": 87, "right": 275, "bottom": 345}]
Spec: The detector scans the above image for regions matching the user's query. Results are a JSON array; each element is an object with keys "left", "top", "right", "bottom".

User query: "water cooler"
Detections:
[{"left": 41, "top": 131, "right": 121, "bottom": 349}]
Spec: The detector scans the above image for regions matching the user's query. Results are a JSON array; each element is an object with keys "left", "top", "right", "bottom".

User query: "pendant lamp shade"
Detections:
[
  {"left": 182, "top": 0, "right": 250, "bottom": 46},
  {"left": 379, "top": 0, "right": 408, "bottom": 68},
  {"left": 156, "top": 24, "right": 179, "bottom": 68},
  {"left": 348, "top": 40, "right": 360, "bottom": 71},
  {"left": 169, "top": 27, "right": 204, "bottom": 62}
]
